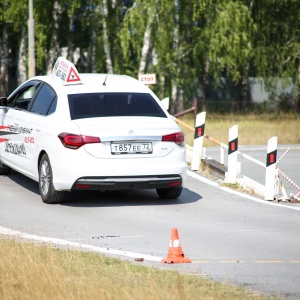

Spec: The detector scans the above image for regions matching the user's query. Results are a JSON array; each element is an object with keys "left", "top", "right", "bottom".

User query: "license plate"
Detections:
[{"left": 111, "top": 142, "right": 152, "bottom": 155}]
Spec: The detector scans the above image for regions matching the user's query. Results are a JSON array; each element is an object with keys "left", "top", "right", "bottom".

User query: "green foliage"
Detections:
[
  {"left": 2, "top": 0, "right": 27, "bottom": 30},
  {"left": 0, "top": 0, "right": 299, "bottom": 110},
  {"left": 252, "top": 0, "right": 300, "bottom": 91},
  {"left": 206, "top": 1, "right": 254, "bottom": 83},
  {"left": 119, "top": 1, "right": 149, "bottom": 75}
]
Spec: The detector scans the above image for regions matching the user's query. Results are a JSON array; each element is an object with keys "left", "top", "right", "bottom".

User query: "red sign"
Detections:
[{"left": 67, "top": 67, "right": 81, "bottom": 82}]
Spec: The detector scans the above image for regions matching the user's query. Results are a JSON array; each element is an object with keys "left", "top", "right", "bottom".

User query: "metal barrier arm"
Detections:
[
  {"left": 176, "top": 117, "right": 265, "bottom": 169},
  {"left": 204, "top": 135, "right": 228, "bottom": 149},
  {"left": 237, "top": 150, "right": 265, "bottom": 168},
  {"left": 174, "top": 118, "right": 195, "bottom": 132}
]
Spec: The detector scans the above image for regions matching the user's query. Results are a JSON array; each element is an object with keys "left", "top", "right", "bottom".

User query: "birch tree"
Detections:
[
  {"left": 17, "top": 28, "right": 27, "bottom": 84},
  {"left": 120, "top": 1, "right": 152, "bottom": 78},
  {"left": 101, "top": 0, "right": 113, "bottom": 73}
]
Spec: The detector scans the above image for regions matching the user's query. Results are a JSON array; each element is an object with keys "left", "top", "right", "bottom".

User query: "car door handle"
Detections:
[{"left": 36, "top": 125, "right": 42, "bottom": 132}]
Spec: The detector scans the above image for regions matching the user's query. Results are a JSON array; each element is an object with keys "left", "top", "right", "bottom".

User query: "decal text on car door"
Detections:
[
  {"left": 9, "top": 125, "right": 33, "bottom": 134},
  {"left": 5, "top": 141, "right": 26, "bottom": 156}
]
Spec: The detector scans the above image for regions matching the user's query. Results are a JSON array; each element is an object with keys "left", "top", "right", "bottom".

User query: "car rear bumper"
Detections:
[{"left": 71, "top": 175, "right": 182, "bottom": 191}]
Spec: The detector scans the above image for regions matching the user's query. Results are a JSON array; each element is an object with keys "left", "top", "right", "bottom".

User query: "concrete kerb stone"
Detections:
[{"left": 186, "top": 145, "right": 265, "bottom": 198}]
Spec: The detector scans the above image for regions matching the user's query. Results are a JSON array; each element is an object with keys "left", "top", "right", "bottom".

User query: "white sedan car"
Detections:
[{"left": 0, "top": 57, "right": 186, "bottom": 204}]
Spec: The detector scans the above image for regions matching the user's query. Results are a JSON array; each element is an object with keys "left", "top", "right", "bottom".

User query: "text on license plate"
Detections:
[{"left": 111, "top": 142, "right": 152, "bottom": 154}]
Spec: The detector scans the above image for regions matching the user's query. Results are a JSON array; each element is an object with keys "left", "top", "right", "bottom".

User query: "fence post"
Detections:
[
  {"left": 225, "top": 125, "right": 238, "bottom": 183},
  {"left": 264, "top": 136, "right": 277, "bottom": 200},
  {"left": 191, "top": 112, "right": 206, "bottom": 171}
]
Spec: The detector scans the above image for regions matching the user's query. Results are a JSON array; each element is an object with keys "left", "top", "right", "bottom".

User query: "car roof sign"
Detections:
[{"left": 51, "top": 57, "right": 82, "bottom": 85}]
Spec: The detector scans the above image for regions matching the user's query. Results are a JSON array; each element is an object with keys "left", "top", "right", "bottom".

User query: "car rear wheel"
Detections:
[
  {"left": 0, "top": 161, "right": 11, "bottom": 175},
  {"left": 39, "top": 154, "right": 65, "bottom": 204},
  {"left": 156, "top": 187, "right": 182, "bottom": 199}
]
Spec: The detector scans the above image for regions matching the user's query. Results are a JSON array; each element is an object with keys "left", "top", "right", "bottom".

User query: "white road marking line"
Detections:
[
  {"left": 187, "top": 170, "right": 300, "bottom": 211},
  {"left": 0, "top": 226, "right": 162, "bottom": 262}
]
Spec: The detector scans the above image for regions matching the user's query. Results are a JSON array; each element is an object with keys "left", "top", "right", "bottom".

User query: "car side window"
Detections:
[
  {"left": 9, "top": 85, "right": 39, "bottom": 110},
  {"left": 29, "top": 83, "right": 57, "bottom": 115}
]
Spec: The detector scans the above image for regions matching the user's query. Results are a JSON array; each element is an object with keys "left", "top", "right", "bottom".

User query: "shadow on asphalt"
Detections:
[
  {"left": 5, "top": 170, "right": 202, "bottom": 207},
  {"left": 61, "top": 187, "right": 201, "bottom": 207},
  {"left": 7, "top": 170, "right": 39, "bottom": 195}
]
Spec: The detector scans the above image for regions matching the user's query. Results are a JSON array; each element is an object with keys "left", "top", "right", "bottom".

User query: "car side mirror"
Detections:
[{"left": 0, "top": 97, "right": 7, "bottom": 106}]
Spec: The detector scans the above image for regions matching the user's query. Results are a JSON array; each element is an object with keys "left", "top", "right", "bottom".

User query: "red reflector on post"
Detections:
[
  {"left": 230, "top": 142, "right": 236, "bottom": 151},
  {"left": 198, "top": 128, "right": 202, "bottom": 136},
  {"left": 266, "top": 150, "right": 277, "bottom": 167},
  {"left": 194, "top": 124, "right": 205, "bottom": 139},
  {"left": 228, "top": 137, "right": 238, "bottom": 155}
]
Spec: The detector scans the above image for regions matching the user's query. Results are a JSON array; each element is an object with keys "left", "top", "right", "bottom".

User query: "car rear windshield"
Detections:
[{"left": 68, "top": 93, "right": 167, "bottom": 120}]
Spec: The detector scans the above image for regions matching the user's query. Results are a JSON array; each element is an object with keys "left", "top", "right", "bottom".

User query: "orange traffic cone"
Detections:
[{"left": 161, "top": 228, "right": 191, "bottom": 264}]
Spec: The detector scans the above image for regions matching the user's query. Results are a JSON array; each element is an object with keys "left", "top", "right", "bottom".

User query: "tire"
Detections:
[
  {"left": 0, "top": 161, "right": 11, "bottom": 175},
  {"left": 156, "top": 187, "right": 183, "bottom": 199},
  {"left": 39, "top": 154, "right": 65, "bottom": 204}
]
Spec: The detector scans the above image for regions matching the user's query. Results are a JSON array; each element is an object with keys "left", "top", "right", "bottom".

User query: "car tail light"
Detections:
[
  {"left": 58, "top": 132, "right": 101, "bottom": 149},
  {"left": 162, "top": 131, "right": 185, "bottom": 146}
]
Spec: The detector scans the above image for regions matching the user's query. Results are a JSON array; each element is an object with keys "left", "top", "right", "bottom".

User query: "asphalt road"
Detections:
[{"left": 1, "top": 168, "right": 300, "bottom": 299}]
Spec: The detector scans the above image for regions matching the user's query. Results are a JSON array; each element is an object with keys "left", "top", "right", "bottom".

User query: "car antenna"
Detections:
[{"left": 102, "top": 74, "right": 108, "bottom": 86}]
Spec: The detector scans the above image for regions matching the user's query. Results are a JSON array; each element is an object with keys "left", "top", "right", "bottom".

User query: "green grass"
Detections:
[
  {"left": 0, "top": 238, "right": 280, "bottom": 300},
  {"left": 177, "top": 112, "right": 300, "bottom": 147}
]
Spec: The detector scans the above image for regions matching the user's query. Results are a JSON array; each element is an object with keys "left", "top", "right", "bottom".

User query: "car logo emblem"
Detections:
[{"left": 128, "top": 130, "right": 134, "bottom": 135}]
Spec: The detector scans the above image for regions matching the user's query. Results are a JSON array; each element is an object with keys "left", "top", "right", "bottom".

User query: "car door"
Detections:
[
  {"left": 0, "top": 81, "right": 42, "bottom": 174},
  {"left": 24, "top": 82, "right": 58, "bottom": 176}
]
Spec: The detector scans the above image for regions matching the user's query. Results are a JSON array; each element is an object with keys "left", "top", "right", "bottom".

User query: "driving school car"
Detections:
[{"left": 0, "top": 57, "right": 186, "bottom": 204}]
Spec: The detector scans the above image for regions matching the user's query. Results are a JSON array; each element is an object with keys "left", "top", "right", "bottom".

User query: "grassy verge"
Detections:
[
  {"left": 178, "top": 112, "right": 300, "bottom": 147},
  {"left": 0, "top": 238, "right": 280, "bottom": 300}
]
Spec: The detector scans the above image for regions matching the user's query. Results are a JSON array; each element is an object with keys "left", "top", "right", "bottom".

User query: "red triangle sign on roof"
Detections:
[
  {"left": 52, "top": 57, "right": 82, "bottom": 85},
  {"left": 66, "top": 66, "right": 81, "bottom": 82}
]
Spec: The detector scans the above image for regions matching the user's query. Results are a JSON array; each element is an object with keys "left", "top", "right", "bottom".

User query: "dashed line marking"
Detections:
[
  {"left": 219, "top": 260, "right": 245, "bottom": 263},
  {"left": 192, "top": 260, "right": 300, "bottom": 264},
  {"left": 254, "top": 260, "right": 283, "bottom": 263}
]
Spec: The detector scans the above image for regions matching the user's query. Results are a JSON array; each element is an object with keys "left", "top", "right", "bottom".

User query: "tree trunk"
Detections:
[
  {"left": 46, "top": 1, "right": 61, "bottom": 74},
  {"left": 67, "top": 8, "right": 74, "bottom": 62},
  {"left": 102, "top": 0, "right": 113, "bottom": 74},
  {"left": 18, "top": 28, "right": 27, "bottom": 85},
  {"left": 90, "top": 30, "right": 97, "bottom": 73},
  {"left": 90, "top": 6, "right": 99, "bottom": 73},
  {"left": 241, "top": 65, "right": 249, "bottom": 112},
  {"left": 0, "top": 24, "right": 9, "bottom": 96},
  {"left": 170, "top": 0, "right": 183, "bottom": 114},
  {"left": 203, "top": 57, "right": 210, "bottom": 111},
  {"left": 170, "top": 85, "right": 178, "bottom": 114},
  {"left": 138, "top": 13, "right": 155, "bottom": 74}
]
